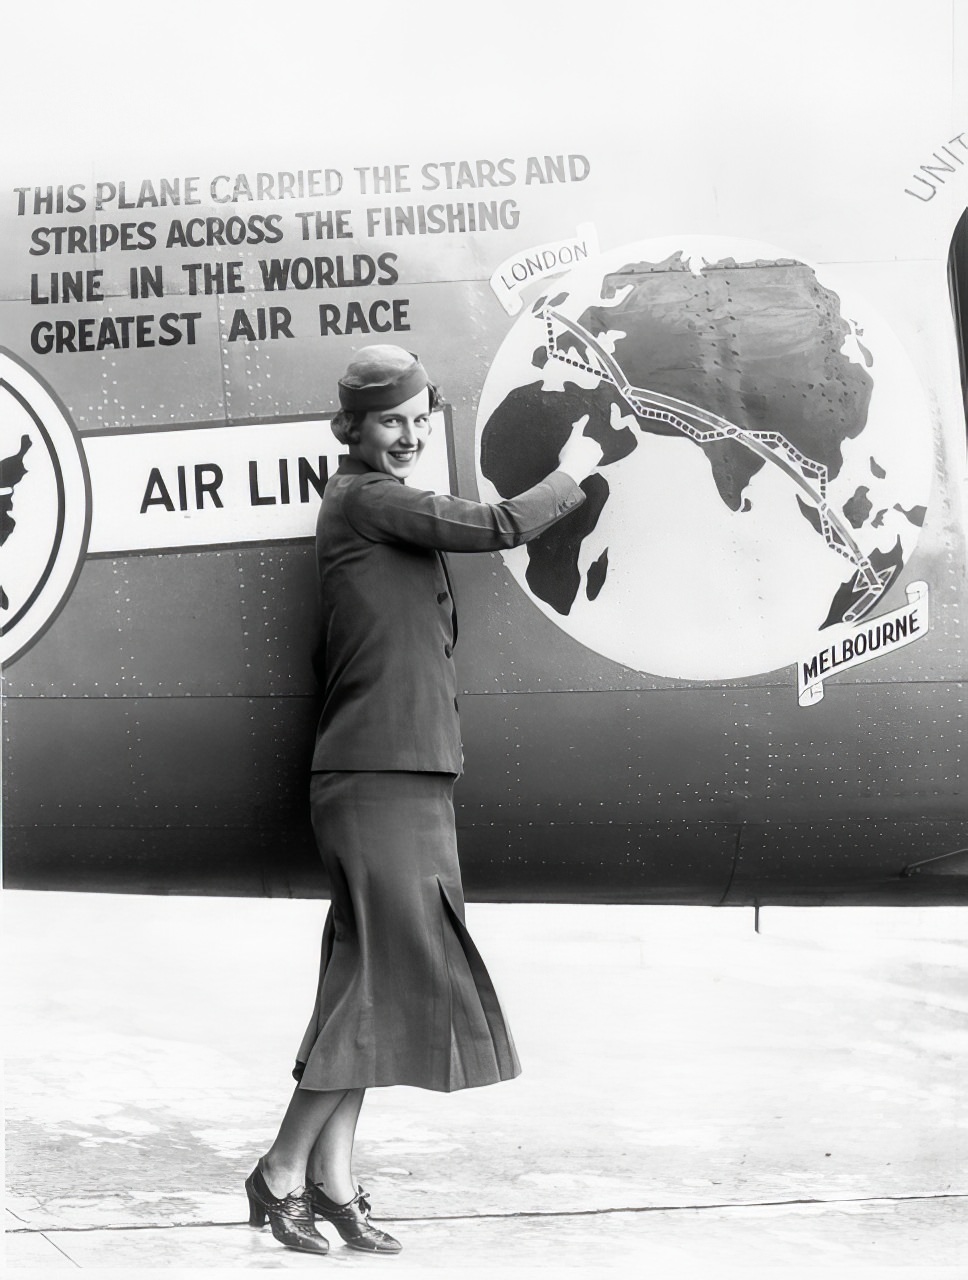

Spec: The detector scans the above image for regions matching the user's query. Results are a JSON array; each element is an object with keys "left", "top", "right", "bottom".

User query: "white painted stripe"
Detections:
[{"left": 83, "top": 412, "right": 452, "bottom": 553}]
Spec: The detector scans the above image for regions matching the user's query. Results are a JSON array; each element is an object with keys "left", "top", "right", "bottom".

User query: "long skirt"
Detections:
[{"left": 293, "top": 770, "right": 521, "bottom": 1092}]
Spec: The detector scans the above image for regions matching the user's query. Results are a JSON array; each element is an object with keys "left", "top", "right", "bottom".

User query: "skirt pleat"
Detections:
[{"left": 294, "top": 771, "right": 521, "bottom": 1092}]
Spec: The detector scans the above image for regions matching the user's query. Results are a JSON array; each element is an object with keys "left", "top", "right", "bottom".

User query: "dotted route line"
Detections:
[{"left": 542, "top": 308, "right": 890, "bottom": 623}]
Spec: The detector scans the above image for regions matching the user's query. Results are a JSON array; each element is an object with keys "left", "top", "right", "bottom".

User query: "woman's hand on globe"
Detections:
[{"left": 556, "top": 416, "right": 604, "bottom": 483}]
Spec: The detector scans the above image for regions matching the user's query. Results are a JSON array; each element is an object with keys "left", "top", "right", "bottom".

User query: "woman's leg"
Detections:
[
  {"left": 306, "top": 1087, "right": 365, "bottom": 1201},
  {"left": 302, "top": 1088, "right": 401, "bottom": 1253},
  {"left": 261, "top": 1086, "right": 350, "bottom": 1198}
]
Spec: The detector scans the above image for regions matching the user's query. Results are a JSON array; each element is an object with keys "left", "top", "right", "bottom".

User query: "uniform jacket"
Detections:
[{"left": 311, "top": 456, "right": 585, "bottom": 773}]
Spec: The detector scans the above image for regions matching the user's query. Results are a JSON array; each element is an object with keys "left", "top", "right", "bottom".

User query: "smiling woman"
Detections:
[
  {"left": 333, "top": 346, "right": 437, "bottom": 478},
  {"left": 244, "top": 343, "right": 603, "bottom": 1255},
  {"left": 350, "top": 388, "right": 433, "bottom": 477}
]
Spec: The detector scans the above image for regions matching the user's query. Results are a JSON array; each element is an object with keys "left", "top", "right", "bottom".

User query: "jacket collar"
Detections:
[
  {"left": 336, "top": 455, "right": 405, "bottom": 483},
  {"left": 336, "top": 455, "right": 373, "bottom": 477}
]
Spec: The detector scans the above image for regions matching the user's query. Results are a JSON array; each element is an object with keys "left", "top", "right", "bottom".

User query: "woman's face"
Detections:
[{"left": 351, "top": 387, "right": 432, "bottom": 479}]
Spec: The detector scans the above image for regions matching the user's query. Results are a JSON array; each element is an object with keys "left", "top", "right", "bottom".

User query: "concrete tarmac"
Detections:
[{"left": 3, "top": 891, "right": 967, "bottom": 1277}]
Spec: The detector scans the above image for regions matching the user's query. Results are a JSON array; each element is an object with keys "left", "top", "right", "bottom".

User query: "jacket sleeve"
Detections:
[{"left": 342, "top": 470, "right": 586, "bottom": 551}]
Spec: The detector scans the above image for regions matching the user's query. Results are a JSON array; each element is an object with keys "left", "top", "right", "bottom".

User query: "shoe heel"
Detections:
[{"left": 247, "top": 1189, "right": 267, "bottom": 1227}]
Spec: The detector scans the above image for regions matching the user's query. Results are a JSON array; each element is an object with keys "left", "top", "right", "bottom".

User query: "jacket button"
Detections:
[
  {"left": 444, "top": 644, "right": 453, "bottom": 658},
  {"left": 437, "top": 591, "right": 448, "bottom": 603}
]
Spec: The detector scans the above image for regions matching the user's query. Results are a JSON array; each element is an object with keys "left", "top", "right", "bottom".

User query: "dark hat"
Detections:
[{"left": 337, "top": 345, "right": 430, "bottom": 411}]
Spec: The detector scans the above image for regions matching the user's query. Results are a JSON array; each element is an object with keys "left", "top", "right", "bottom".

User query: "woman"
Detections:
[{"left": 246, "top": 345, "right": 602, "bottom": 1255}]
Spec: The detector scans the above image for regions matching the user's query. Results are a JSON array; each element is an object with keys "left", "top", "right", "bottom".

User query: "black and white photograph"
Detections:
[{"left": 3, "top": 1, "right": 967, "bottom": 1275}]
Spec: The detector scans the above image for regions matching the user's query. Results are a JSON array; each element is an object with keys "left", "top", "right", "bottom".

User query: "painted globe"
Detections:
[{"left": 475, "top": 237, "right": 933, "bottom": 679}]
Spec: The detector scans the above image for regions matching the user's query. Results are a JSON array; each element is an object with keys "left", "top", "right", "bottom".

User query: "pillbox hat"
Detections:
[{"left": 337, "top": 345, "right": 431, "bottom": 411}]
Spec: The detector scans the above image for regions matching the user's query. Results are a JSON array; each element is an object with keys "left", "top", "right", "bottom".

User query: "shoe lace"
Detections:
[{"left": 278, "top": 1188, "right": 315, "bottom": 1226}]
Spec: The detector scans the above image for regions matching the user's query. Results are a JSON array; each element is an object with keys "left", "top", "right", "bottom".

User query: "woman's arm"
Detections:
[{"left": 344, "top": 420, "right": 603, "bottom": 552}]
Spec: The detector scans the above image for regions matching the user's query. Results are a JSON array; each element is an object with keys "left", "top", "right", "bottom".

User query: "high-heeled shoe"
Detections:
[
  {"left": 245, "top": 1158, "right": 330, "bottom": 1254},
  {"left": 307, "top": 1182, "right": 402, "bottom": 1253}
]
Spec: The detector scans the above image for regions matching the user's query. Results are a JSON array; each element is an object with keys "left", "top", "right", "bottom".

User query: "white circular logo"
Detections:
[
  {"left": 476, "top": 236, "right": 933, "bottom": 680},
  {"left": 0, "top": 350, "right": 90, "bottom": 666}
]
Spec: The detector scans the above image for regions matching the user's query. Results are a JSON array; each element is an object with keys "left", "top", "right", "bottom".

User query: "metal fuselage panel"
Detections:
[{"left": 3, "top": 15, "right": 968, "bottom": 902}]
